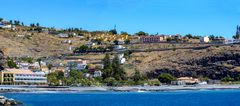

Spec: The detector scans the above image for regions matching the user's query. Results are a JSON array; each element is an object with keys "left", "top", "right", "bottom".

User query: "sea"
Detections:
[{"left": 2, "top": 90, "right": 240, "bottom": 106}]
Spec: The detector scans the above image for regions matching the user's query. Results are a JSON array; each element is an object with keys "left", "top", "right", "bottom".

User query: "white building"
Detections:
[
  {"left": 0, "top": 24, "right": 15, "bottom": 30},
  {"left": 69, "top": 46, "right": 72, "bottom": 51},
  {"left": 118, "top": 40, "right": 125, "bottom": 45},
  {"left": 86, "top": 42, "right": 96, "bottom": 47},
  {"left": 93, "top": 71, "right": 102, "bottom": 78},
  {"left": 62, "top": 40, "right": 72, "bottom": 44},
  {"left": 114, "top": 45, "right": 126, "bottom": 52},
  {"left": 83, "top": 73, "right": 91, "bottom": 78},
  {"left": 66, "top": 59, "right": 87, "bottom": 71},
  {"left": 57, "top": 33, "right": 69, "bottom": 38},
  {"left": 224, "top": 39, "right": 240, "bottom": 44},
  {"left": 17, "top": 62, "right": 30, "bottom": 70},
  {"left": 200, "top": 36, "right": 210, "bottom": 43},
  {"left": 30, "top": 61, "right": 47, "bottom": 68},
  {"left": 118, "top": 53, "right": 126, "bottom": 64}
]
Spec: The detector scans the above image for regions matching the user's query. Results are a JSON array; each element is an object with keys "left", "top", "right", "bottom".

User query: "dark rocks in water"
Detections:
[
  {"left": 147, "top": 53, "right": 240, "bottom": 80},
  {"left": 0, "top": 96, "right": 22, "bottom": 106}
]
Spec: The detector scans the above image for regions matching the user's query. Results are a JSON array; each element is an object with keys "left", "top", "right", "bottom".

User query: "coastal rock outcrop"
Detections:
[{"left": 0, "top": 96, "right": 21, "bottom": 106}]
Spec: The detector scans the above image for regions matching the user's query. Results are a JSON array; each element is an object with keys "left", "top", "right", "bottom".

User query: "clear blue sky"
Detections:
[{"left": 1, "top": 0, "right": 240, "bottom": 38}]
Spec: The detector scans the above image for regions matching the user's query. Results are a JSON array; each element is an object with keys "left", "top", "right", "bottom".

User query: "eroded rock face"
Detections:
[
  {"left": 147, "top": 52, "right": 240, "bottom": 80},
  {"left": 0, "top": 50, "right": 4, "bottom": 70}
]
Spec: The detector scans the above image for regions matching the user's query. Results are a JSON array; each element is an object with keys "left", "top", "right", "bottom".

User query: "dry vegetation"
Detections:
[
  {"left": 0, "top": 31, "right": 85, "bottom": 58},
  {"left": 1, "top": 30, "right": 240, "bottom": 78},
  {"left": 126, "top": 45, "right": 240, "bottom": 75}
]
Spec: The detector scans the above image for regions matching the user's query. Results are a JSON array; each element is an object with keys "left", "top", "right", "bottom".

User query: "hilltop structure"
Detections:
[
  {"left": 237, "top": 25, "right": 240, "bottom": 35},
  {"left": 200, "top": 36, "right": 210, "bottom": 43},
  {"left": 235, "top": 25, "right": 240, "bottom": 39}
]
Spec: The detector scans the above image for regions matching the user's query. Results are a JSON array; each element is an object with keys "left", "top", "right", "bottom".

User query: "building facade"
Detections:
[
  {"left": 140, "top": 36, "right": 166, "bottom": 43},
  {"left": 66, "top": 59, "right": 87, "bottom": 71},
  {"left": 0, "top": 69, "right": 47, "bottom": 85},
  {"left": 200, "top": 36, "right": 210, "bottom": 43}
]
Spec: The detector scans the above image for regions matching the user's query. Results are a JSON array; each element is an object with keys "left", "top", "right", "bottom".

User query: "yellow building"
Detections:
[
  {"left": 177, "top": 77, "right": 200, "bottom": 84},
  {"left": 0, "top": 69, "right": 47, "bottom": 85},
  {"left": 0, "top": 71, "right": 14, "bottom": 85},
  {"left": 92, "top": 34, "right": 129, "bottom": 42}
]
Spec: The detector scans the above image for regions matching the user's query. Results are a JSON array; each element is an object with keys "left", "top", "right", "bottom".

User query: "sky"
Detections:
[{"left": 1, "top": 0, "right": 240, "bottom": 38}]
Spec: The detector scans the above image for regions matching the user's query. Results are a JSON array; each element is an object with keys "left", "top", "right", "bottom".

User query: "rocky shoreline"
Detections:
[{"left": 0, "top": 96, "right": 22, "bottom": 106}]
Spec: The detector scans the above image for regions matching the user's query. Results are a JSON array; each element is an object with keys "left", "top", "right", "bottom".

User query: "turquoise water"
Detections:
[{"left": 2, "top": 90, "right": 240, "bottom": 106}]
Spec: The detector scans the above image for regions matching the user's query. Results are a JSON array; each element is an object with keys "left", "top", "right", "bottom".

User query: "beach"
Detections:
[
  {"left": 2, "top": 88, "right": 240, "bottom": 106},
  {"left": 0, "top": 84, "right": 240, "bottom": 93}
]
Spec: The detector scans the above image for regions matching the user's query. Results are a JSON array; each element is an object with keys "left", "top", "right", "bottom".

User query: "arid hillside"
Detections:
[
  {"left": 1, "top": 30, "right": 240, "bottom": 79},
  {"left": 64, "top": 43, "right": 240, "bottom": 79},
  {"left": 0, "top": 31, "right": 85, "bottom": 58},
  {"left": 125, "top": 45, "right": 240, "bottom": 79}
]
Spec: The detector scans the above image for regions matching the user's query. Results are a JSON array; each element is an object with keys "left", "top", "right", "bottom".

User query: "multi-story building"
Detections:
[
  {"left": 0, "top": 69, "right": 47, "bottom": 85},
  {"left": 0, "top": 71, "right": 14, "bottom": 85},
  {"left": 140, "top": 36, "right": 166, "bottom": 43},
  {"left": 92, "top": 34, "right": 129, "bottom": 42}
]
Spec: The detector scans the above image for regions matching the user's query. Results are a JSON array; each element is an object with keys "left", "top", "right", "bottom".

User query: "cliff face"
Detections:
[
  {"left": 0, "top": 50, "right": 4, "bottom": 70},
  {"left": 124, "top": 44, "right": 240, "bottom": 79},
  {"left": 146, "top": 52, "right": 240, "bottom": 80}
]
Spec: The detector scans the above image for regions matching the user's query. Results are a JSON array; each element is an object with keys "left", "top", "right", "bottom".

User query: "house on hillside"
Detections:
[
  {"left": 140, "top": 36, "right": 166, "bottom": 43},
  {"left": 170, "top": 34, "right": 182, "bottom": 39},
  {"left": 118, "top": 53, "right": 126, "bottom": 64},
  {"left": 17, "top": 62, "right": 30, "bottom": 70},
  {"left": 86, "top": 42, "right": 96, "bottom": 47},
  {"left": 0, "top": 22, "right": 4, "bottom": 27},
  {"left": 130, "top": 36, "right": 141, "bottom": 43},
  {"left": 0, "top": 24, "right": 15, "bottom": 30},
  {"left": 57, "top": 33, "right": 69, "bottom": 38},
  {"left": 113, "top": 45, "right": 126, "bottom": 52},
  {"left": 66, "top": 59, "right": 87, "bottom": 71},
  {"left": 200, "top": 36, "right": 210, "bottom": 43},
  {"left": 93, "top": 71, "right": 102, "bottom": 78}
]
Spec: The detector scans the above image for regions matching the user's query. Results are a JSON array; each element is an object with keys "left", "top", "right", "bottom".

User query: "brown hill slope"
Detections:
[
  {"left": 0, "top": 31, "right": 84, "bottom": 58},
  {"left": 125, "top": 45, "right": 240, "bottom": 79}
]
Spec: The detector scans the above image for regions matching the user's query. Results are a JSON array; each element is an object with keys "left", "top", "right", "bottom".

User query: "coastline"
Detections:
[{"left": 0, "top": 84, "right": 240, "bottom": 93}]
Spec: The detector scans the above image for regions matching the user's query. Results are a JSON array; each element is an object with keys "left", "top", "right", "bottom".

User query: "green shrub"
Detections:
[
  {"left": 221, "top": 77, "right": 234, "bottom": 82},
  {"left": 158, "top": 73, "right": 175, "bottom": 84}
]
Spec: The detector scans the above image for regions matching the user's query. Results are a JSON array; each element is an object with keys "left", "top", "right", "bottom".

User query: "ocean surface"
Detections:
[{"left": 2, "top": 90, "right": 240, "bottom": 106}]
